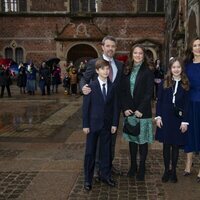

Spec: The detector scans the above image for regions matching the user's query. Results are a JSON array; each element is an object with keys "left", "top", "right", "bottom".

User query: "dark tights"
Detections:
[
  {"left": 129, "top": 142, "right": 148, "bottom": 175},
  {"left": 163, "top": 144, "right": 179, "bottom": 172}
]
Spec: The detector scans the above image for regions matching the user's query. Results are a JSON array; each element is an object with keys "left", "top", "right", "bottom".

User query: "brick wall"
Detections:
[
  {"left": 30, "top": 0, "right": 68, "bottom": 11},
  {"left": 0, "top": 14, "right": 164, "bottom": 64},
  {"left": 100, "top": 0, "right": 136, "bottom": 12},
  {"left": 0, "top": 0, "right": 165, "bottom": 65}
]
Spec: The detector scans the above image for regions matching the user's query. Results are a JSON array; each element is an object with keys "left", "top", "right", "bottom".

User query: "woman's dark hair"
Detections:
[
  {"left": 184, "top": 36, "right": 200, "bottom": 64},
  {"left": 164, "top": 57, "right": 189, "bottom": 91},
  {"left": 124, "top": 44, "right": 149, "bottom": 74}
]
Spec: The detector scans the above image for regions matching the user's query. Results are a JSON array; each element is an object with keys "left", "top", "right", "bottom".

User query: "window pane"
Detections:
[
  {"left": 71, "top": 0, "right": 79, "bottom": 12},
  {"left": 3, "top": 0, "right": 18, "bottom": 12},
  {"left": 19, "top": 0, "right": 27, "bottom": 12},
  {"left": 70, "top": 0, "right": 96, "bottom": 13},
  {"left": 5, "top": 48, "right": 13, "bottom": 59},
  {"left": 90, "top": 0, "right": 96, "bottom": 12},
  {"left": 82, "top": 0, "right": 89, "bottom": 12},
  {"left": 157, "top": 0, "right": 164, "bottom": 12},
  {"left": 15, "top": 48, "right": 23, "bottom": 63},
  {"left": 148, "top": 0, "right": 155, "bottom": 12}
]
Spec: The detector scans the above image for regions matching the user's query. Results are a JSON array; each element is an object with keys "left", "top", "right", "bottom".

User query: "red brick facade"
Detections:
[{"left": 0, "top": 0, "right": 165, "bottom": 67}]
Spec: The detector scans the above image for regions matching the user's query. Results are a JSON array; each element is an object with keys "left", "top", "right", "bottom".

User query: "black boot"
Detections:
[
  {"left": 136, "top": 161, "right": 145, "bottom": 181},
  {"left": 136, "top": 143, "right": 148, "bottom": 181},
  {"left": 162, "top": 144, "right": 171, "bottom": 183},
  {"left": 162, "top": 170, "right": 170, "bottom": 183},
  {"left": 170, "top": 145, "right": 179, "bottom": 183},
  {"left": 170, "top": 169, "right": 177, "bottom": 183},
  {"left": 127, "top": 142, "right": 138, "bottom": 177}
]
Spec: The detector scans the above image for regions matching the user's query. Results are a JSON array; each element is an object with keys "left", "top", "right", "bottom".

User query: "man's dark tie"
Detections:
[
  {"left": 109, "top": 61, "right": 113, "bottom": 82},
  {"left": 102, "top": 83, "right": 106, "bottom": 101}
]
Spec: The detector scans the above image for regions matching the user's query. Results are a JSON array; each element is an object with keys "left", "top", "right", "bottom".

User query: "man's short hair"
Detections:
[
  {"left": 102, "top": 35, "right": 117, "bottom": 45},
  {"left": 95, "top": 59, "right": 110, "bottom": 70}
]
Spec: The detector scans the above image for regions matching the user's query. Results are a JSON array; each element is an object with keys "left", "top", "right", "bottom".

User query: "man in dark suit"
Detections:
[
  {"left": 80, "top": 35, "right": 123, "bottom": 176},
  {"left": 82, "top": 59, "right": 119, "bottom": 191}
]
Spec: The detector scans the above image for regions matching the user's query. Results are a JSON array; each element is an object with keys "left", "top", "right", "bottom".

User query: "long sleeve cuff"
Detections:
[
  {"left": 181, "top": 122, "right": 189, "bottom": 125},
  {"left": 154, "top": 116, "right": 161, "bottom": 120}
]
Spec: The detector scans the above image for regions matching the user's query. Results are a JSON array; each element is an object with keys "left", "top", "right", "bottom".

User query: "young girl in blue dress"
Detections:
[{"left": 155, "top": 57, "right": 189, "bottom": 183}]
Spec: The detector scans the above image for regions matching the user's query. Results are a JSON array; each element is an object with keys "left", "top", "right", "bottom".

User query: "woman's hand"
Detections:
[
  {"left": 83, "top": 128, "right": 90, "bottom": 135},
  {"left": 180, "top": 124, "right": 188, "bottom": 133},
  {"left": 134, "top": 110, "right": 143, "bottom": 118},
  {"left": 124, "top": 109, "right": 134, "bottom": 117},
  {"left": 156, "top": 118, "right": 163, "bottom": 128}
]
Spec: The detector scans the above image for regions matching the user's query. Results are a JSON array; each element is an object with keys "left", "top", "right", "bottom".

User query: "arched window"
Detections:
[
  {"left": 5, "top": 47, "right": 13, "bottom": 59},
  {"left": 15, "top": 47, "right": 24, "bottom": 63},
  {"left": 4, "top": 47, "right": 24, "bottom": 63}
]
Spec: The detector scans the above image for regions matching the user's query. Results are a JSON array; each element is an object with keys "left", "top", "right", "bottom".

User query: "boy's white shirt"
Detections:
[{"left": 98, "top": 77, "right": 108, "bottom": 94}]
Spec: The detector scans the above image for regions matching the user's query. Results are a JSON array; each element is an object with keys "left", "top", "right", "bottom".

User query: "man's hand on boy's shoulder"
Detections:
[
  {"left": 83, "top": 128, "right": 90, "bottom": 134},
  {"left": 111, "top": 126, "right": 117, "bottom": 134},
  {"left": 82, "top": 84, "right": 91, "bottom": 95}
]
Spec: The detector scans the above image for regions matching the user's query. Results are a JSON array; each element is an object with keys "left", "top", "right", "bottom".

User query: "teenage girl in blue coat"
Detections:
[{"left": 155, "top": 57, "right": 190, "bottom": 183}]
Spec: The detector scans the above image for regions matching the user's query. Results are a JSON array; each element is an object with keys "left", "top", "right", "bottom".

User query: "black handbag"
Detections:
[
  {"left": 123, "top": 117, "right": 140, "bottom": 136},
  {"left": 173, "top": 105, "right": 184, "bottom": 119}
]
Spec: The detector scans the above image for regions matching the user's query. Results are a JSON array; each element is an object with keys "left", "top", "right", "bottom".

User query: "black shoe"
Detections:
[
  {"left": 162, "top": 171, "right": 170, "bottom": 183},
  {"left": 112, "top": 166, "right": 123, "bottom": 176},
  {"left": 196, "top": 176, "right": 200, "bottom": 183},
  {"left": 101, "top": 178, "right": 116, "bottom": 187},
  {"left": 136, "top": 164, "right": 145, "bottom": 181},
  {"left": 136, "top": 173, "right": 145, "bottom": 181},
  {"left": 127, "top": 168, "right": 137, "bottom": 177},
  {"left": 170, "top": 172, "right": 178, "bottom": 183},
  {"left": 84, "top": 182, "right": 92, "bottom": 191}
]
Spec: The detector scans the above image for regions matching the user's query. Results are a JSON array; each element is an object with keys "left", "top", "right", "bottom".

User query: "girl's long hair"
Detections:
[
  {"left": 164, "top": 57, "right": 190, "bottom": 91},
  {"left": 184, "top": 36, "right": 200, "bottom": 64},
  {"left": 124, "top": 44, "right": 150, "bottom": 75}
]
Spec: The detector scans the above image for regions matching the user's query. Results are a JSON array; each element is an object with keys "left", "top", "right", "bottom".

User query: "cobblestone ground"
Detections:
[
  {"left": 68, "top": 150, "right": 200, "bottom": 200},
  {"left": 0, "top": 85, "right": 200, "bottom": 200}
]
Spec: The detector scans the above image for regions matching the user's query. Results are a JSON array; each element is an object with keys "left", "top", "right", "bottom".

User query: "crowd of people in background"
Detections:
[{"left": 0, "top": 59, "right": 87, "bottom": 98}]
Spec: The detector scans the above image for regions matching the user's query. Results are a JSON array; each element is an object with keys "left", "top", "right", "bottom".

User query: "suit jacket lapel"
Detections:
[
  {"left": 134, "top": 63, "right": 145, "bottom": 92},
  {"left": 107, "top": 80, "right": 111, "bottom": 97},
  {"left": 113, "top": 59, "right": 121, "bottom": 83}
]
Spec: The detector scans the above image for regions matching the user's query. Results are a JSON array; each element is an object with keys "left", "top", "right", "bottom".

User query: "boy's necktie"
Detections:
[{"left": 102, "top": 83, "right": 106, "bottom": 101}]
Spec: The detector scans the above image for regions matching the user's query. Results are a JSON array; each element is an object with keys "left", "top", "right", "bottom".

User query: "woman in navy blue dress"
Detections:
[
  {"left": 184, "top": 37, "right": 200, "bottom": 182},
  {"left": 155, "top": 57, "right": 189, "bottom": 183}
]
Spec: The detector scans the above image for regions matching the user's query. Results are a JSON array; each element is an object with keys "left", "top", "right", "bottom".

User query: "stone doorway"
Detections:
[{"left": 67, "top": 44, "right": 98, "bottom": 67}]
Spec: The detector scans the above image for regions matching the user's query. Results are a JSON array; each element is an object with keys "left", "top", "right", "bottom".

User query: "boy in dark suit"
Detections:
[
  {"left": 82, "top": 59, "right": 119, "bottom": 191},
  {"left": 80, "top": 36, "right": 123, "bottom": 176}
]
